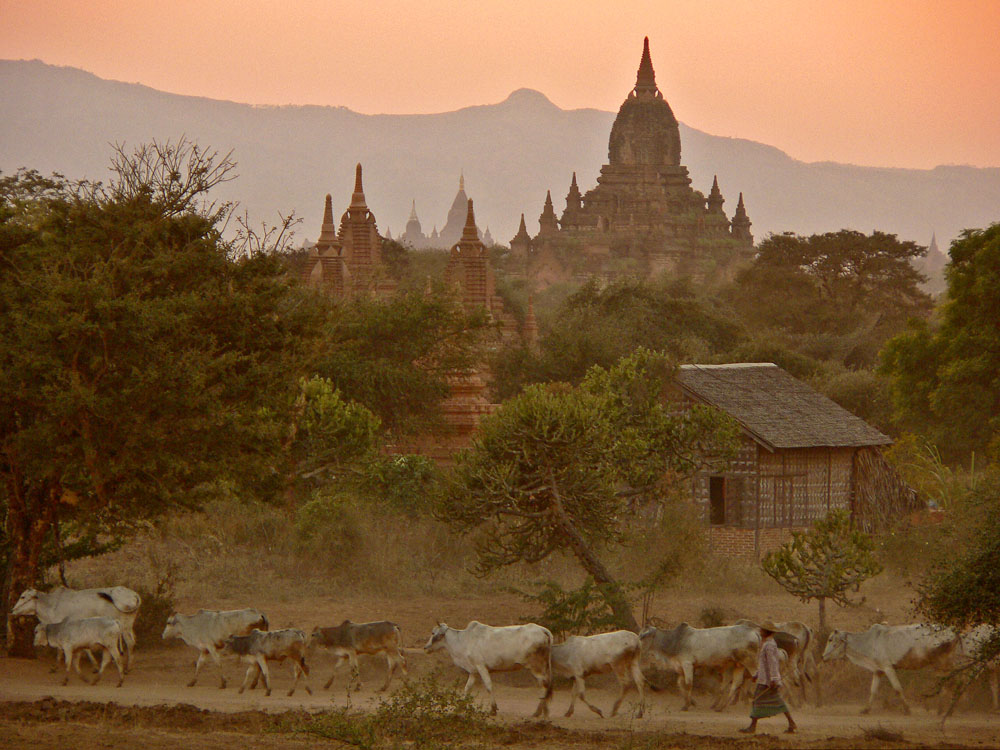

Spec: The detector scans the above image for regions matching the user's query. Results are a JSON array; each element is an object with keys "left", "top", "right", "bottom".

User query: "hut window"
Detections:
[{"left": 709, "top": 476, "right": 726, "bottom": 525}]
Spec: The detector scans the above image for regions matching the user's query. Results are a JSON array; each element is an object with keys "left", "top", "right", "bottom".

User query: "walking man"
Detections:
[{"left": 740, "top": 621, "right": 797, "bottom": 734}]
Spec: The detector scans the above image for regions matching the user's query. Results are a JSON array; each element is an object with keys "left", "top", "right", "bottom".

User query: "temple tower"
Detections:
[
  {"left": 509, "top": 213, "right": 532, "bottom": 259},
  {"left": 445, "top": 199, "right": 494, "bottom": 313},
  {"left": 707, "top": 176, "right": 725, "bottom": 214},
  {"left": 402, "top": 200, "right": 428, "bottom": 248},
  {"left": 560, "top": 172, "right": 584, "bottom": 229},
  {"left": 537, "top": 190, "right": 559, "bottom": 238},
  {"left": 731, "top": 192, "right": 753, "bottom": 243},
  {"left": 440, "top": 173, "right": 471, "bottom": 248},
  {"left": 301, "top": 193, "right": 348, "bottom": 294}
]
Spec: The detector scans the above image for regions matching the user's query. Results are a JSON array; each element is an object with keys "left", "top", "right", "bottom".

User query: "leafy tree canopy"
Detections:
[
  {"left": 881, "top": 223, "right": 1000, "bottom": 460},
  {"left": 314, "top": 290, "right": 490, "bottom": 436},
  {"left": 490, "top": 277, "right": 746, "bottom": 400},
  {"left": 0, "top": 142, "right": 320, "bottom": 652},
  {"left": 729, "top": 230, "right": 932, "bottom": 368}
]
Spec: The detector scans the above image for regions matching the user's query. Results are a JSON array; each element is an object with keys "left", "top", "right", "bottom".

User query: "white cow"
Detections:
[
  {"left": 13, "top": 586, "right": 141, "bottom": 671},
  {"left": 551, "top": 630, "right": 644, "bottom": 718},
  {"left": 34, "top": 617, "right": 126, "bottom": 687},
  {"left": 822, "top": 623, "right": 959, "bottom": 714},
  {"left": 222, "top": 628, "right": 312, "bottom": 697},
  {"left": 424, "top": 621, "right": 553, "bottom": 717},
  {"left": 639, "top": 622, "right": 759, "bottom": 711},
  {"left": 162, "top": 608, "right": 268, "bottom": 688}
]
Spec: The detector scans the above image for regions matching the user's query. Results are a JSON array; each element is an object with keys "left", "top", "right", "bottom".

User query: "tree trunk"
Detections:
[
  {"left": 817, "top": 597, "right": 827, "bottom": 633},
  {"left": 4, "top": 479, "right": 56, "bottom": 658},
  {"left": 548, "top": 474, "right": 639, "bottom": 632}
]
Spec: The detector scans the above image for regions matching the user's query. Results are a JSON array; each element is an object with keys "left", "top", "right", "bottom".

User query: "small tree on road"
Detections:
[{"left": 761, "top": 509, "right": 883, "bottom": 631}]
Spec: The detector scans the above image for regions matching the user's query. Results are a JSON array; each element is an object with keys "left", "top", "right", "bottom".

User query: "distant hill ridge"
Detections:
[{"left": 2, "top": 59, "right": 998, "bottom": 251}]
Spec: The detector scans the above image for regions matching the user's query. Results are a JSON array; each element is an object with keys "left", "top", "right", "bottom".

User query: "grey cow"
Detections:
[
  {"left": 309, "top": 619, "right": 408, "bottom": 691},
  {"left": 223, "top": 628, "right": 312, "bottom": 697},
  {"left": 34, "top": 617, "right": 127, "bottom": 687}
]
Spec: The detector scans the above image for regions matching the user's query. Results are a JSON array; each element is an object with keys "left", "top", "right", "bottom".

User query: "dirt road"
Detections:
[{"left": 2, "top": 645, "right": 998, "bottom": 749}]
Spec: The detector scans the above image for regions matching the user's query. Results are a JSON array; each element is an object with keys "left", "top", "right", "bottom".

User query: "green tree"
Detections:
[
  {"left": 490, "top": 277, "right": 746, "bottom": 400},
  {"left": 761, "top": 509, "right": 883, "bottom": 631},
  {"left": 0, "top": 143, "right": 318, "bottom": 654},
  {"left": 445, "top": 349, "right": 739, "bottom": 631},
  {"left": 881, "top": 223, "right": 1000, "bottom": 460},
  {"left": 279, "top": 376, "right": 383, "bottom": 508},
  {"left": 316, "top": 291, "right": 489, "bottom": 436},
  {"left": 730, "top": 230, "right": 932, "bottom": 367}
]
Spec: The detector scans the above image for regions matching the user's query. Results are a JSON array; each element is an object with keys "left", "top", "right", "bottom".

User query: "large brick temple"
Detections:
[{"left": 511, "top": 38, "right": 754, "bottom": 286}]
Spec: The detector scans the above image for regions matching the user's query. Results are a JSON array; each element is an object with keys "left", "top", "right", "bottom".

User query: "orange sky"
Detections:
[{"left": 2, "top": 0, "right": 998, "bottom": 168}]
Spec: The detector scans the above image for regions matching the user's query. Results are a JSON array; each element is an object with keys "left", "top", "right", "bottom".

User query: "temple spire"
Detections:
[
  {"left": 707, "top": 175, "right": 725, "bottom": 213},
  {"left": 460, "top": 198, "right": 480, "bottom": 243},
  {"left": 459, "top": 171, "right": 465, "bottom": 192},
  {"left": 350, "top": 163, "right": 367, "bottom": 209},
  {"left": 634, "top": 36, "right": 658, "bottom": 96},
  {"left": 731, "top": 192, "right": 753, "bottom": 242},
  {"left": 538, "top": 190, "right": 559, "bottom": 237},
  {"left": 316, "top": 193, "right": 340, "bottom": 251},
  {"left": 408, "top": 199, "right": 418, "bottom": 222}
]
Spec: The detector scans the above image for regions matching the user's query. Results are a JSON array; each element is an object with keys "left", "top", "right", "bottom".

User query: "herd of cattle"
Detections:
[{"left": 10, "top": 586, "right": 1000, "bottom": 718}]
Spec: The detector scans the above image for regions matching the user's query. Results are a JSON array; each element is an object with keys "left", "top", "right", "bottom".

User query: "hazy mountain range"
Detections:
[{"left": 3, "top": 59, "right": 998, "bottom": 252}]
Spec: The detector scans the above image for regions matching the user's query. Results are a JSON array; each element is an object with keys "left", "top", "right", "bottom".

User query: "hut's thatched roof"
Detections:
[{"left": 677, "top": 363, "right": 891, "bottom": 451}]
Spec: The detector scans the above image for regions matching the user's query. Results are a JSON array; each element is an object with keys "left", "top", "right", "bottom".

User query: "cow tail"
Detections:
[{"left": 260, "top": 614, "right": 269, "bottom": 632}]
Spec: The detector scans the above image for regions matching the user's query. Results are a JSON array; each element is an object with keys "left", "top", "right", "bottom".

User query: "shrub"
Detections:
[
  {"left": 294, "top": 490, "right": 363, "bottom": 558},
  {"left": 132, "top": 570, "right": 177, "bottom": 646},
  {"left": 513, "top": 578, "right": 625, "bottom": 636}
]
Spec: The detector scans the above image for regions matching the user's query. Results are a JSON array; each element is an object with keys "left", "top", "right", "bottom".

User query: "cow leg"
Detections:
[
  {"left": 462, "top": 671, "right": 478, "bottom": 696},
  {"left": 189, "top": 650, "right": 207, "bottom": 687},
  {"left": 807, "top": 653, "right": 822, "bottom": 707},
  {"left": 122, "top": 630, "right": 136, "bottom": 674},
  {"left": 397, "top": 646, "right": 409, "bottom": 676},
  {"left": 258, "top": 657, "right": 272, "bottom": 697},
  {"left": 720, "top": 664, "right": 746, "bottom": 712},
  {"left": 239, "top": 662, "right": 255, "bottom": 694},
  {"left": 289, "top": 656, "right": 312, "bottom": 696},
  {"left": 628, "top": 658, "right": 645, "bottom": 718},
  {"left": 862, "top": 671, "right": 882, "bottom": 714},
  {"left": 712, "top": 665, "right": 731, "bottom": 710},
  {"left": 348, "top": 651, "right": 362, "bottom": 689},
  {"left": 109, "top": 644, "right": 125, "bottom": 688},
  {"left": 379, "top": 652, "right": 396, "bottom": 692},
  {"left": 64, "top": 648, "right": 78, "bottom": 685},
  {"left": 680, "top": 662, "right": 695, "bottom": 710},
  {"left": 474, "top": 665, "right": 499, "bottom": 716},
  {"left": 72, "top": 649, "right": 94, "bottom": 685},
  {"left": 609, "top": 666, "right": 633, "bottom": 718},
  {"left": 882, "top": 666, "right": 910, "bottom": 715},
  {"left": 572, "top": 675, "right": 602, "bottom": 718},
  {"left": 92, "top": 647, "right": 114, "bottom": 686},
  {"left": 208, "top": 646, "right": 227, "bottom": 689},
  {"left": 324, "top": 653, "right": 346, "bottom": 690}
]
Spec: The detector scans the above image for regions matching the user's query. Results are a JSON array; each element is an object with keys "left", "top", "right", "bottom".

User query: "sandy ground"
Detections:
[{"left": 2, "top": 642, "right": 999, "bottom": 749}]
